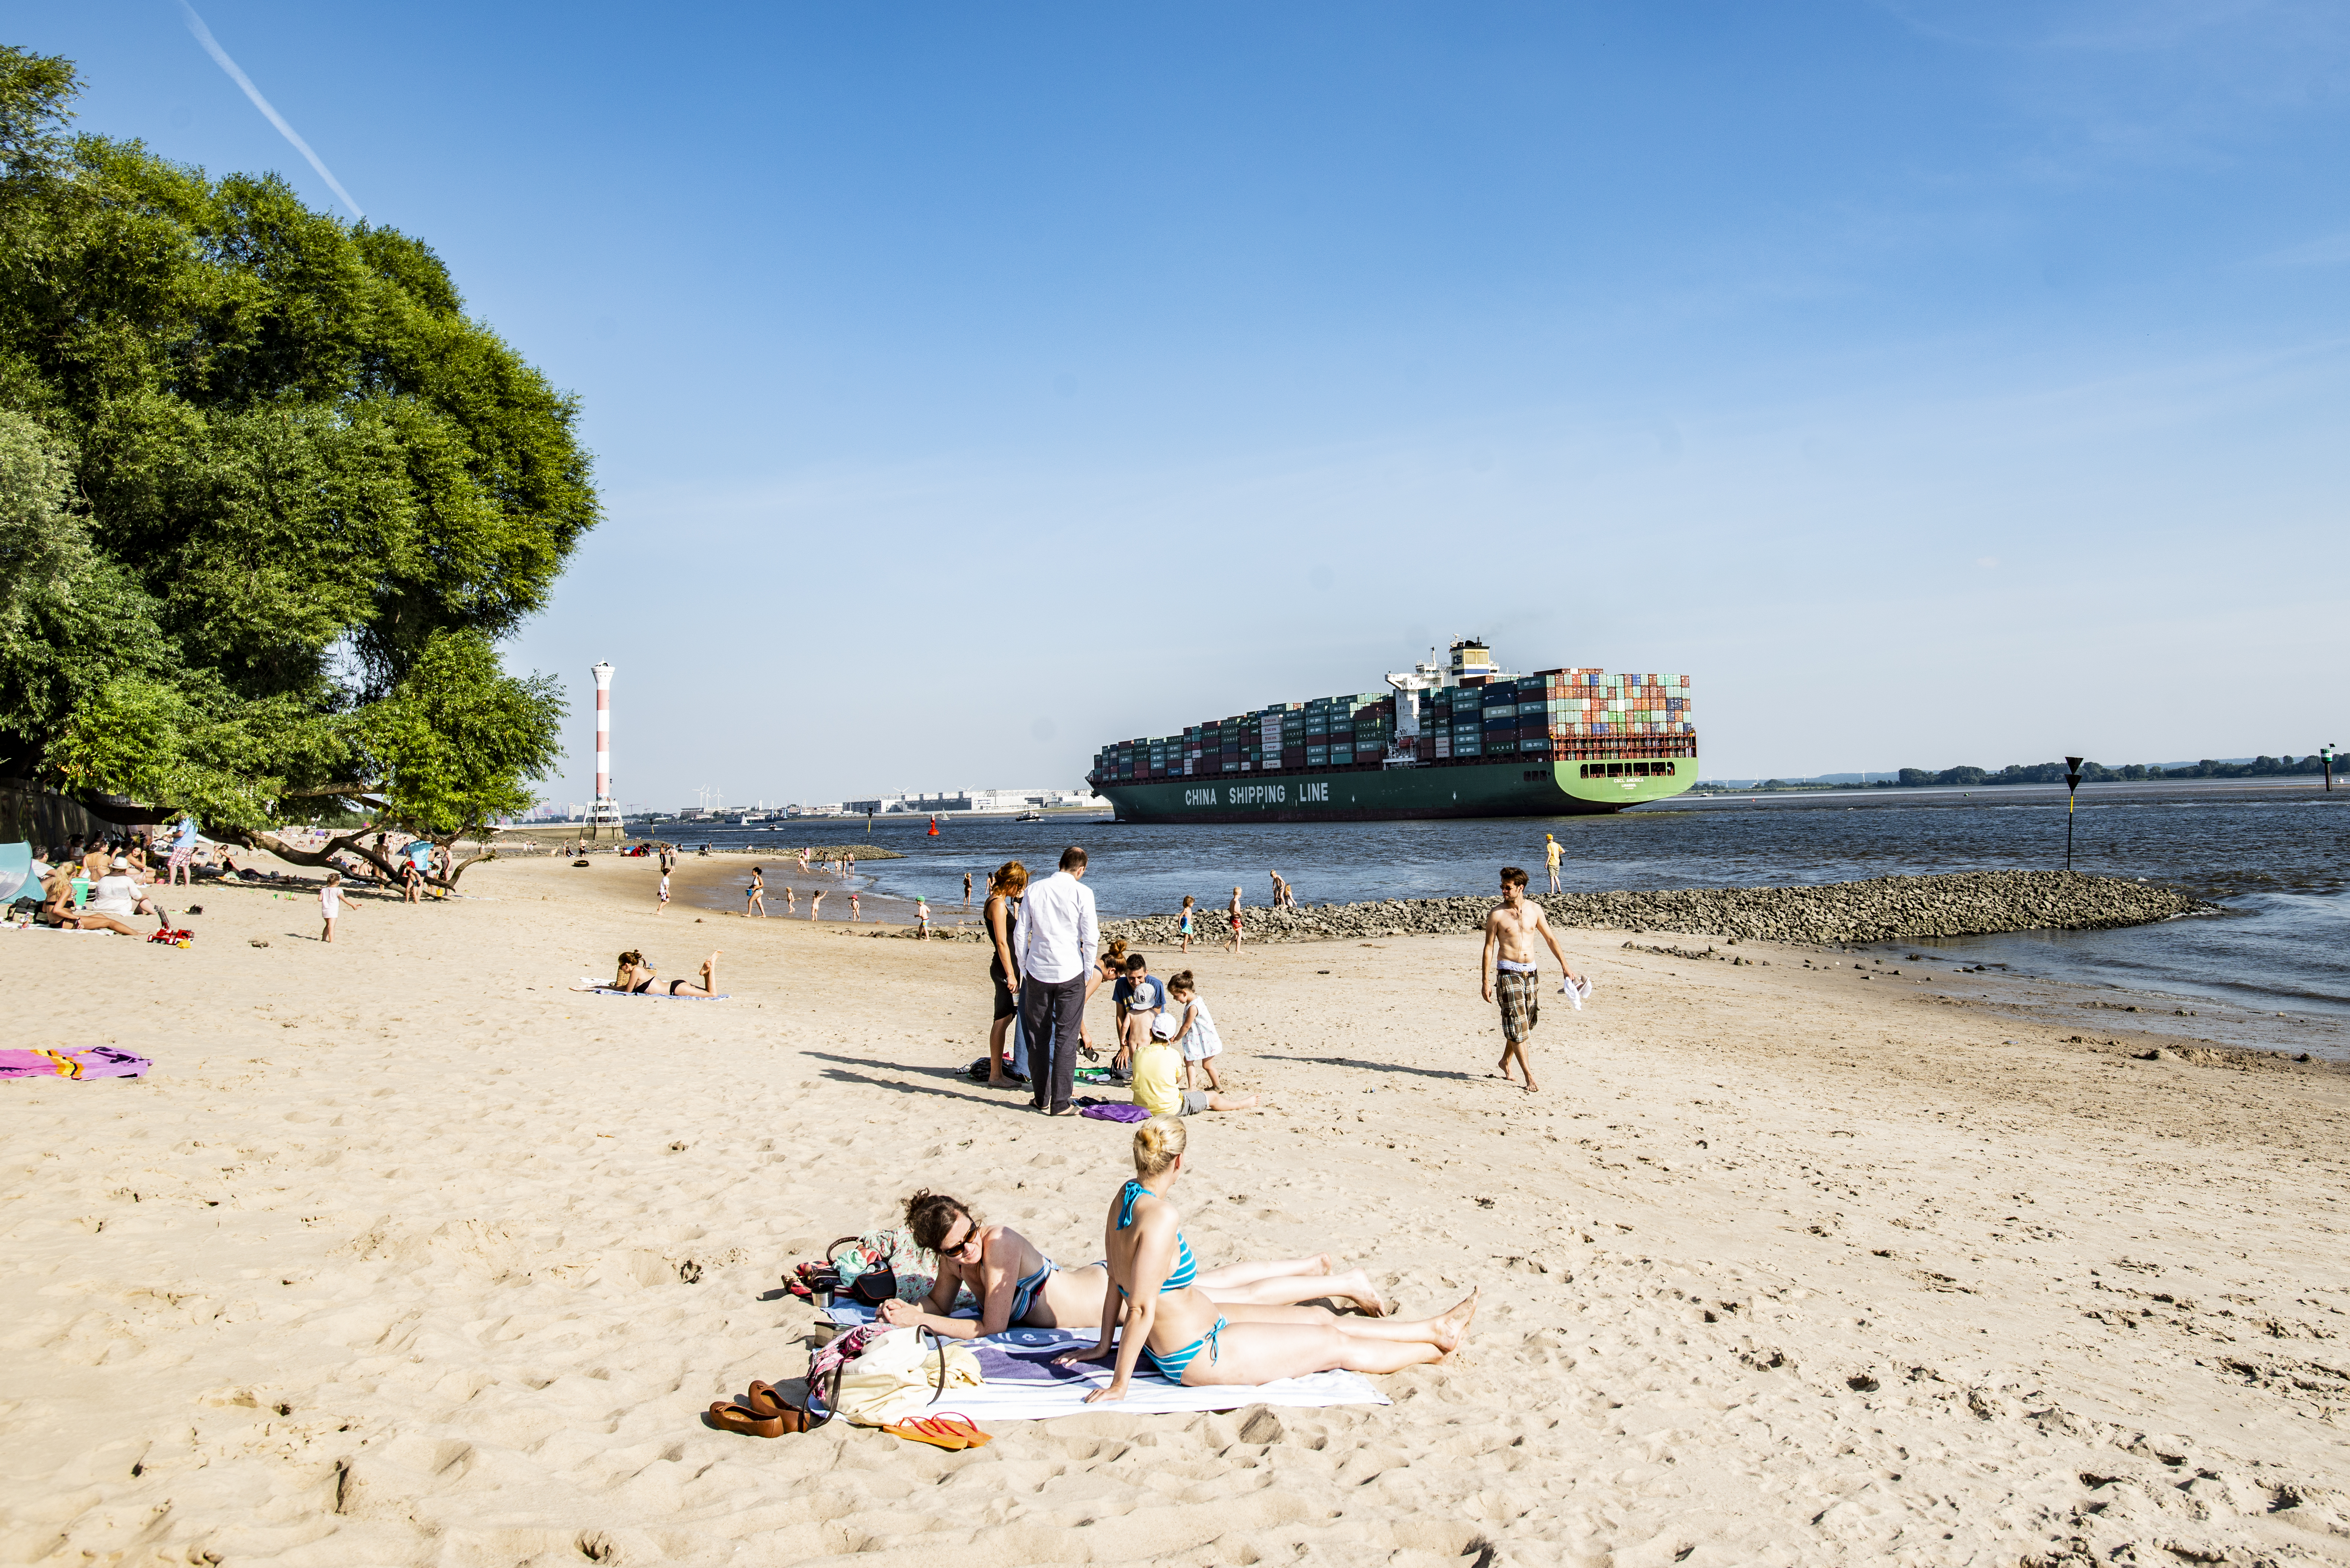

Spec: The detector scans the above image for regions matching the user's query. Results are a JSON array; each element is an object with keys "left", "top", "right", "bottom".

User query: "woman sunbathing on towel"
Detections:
[
  {"left": 610, "top": 949, "right": 722, "bottom": 996},
  {"left": 876, "top": 1186, "right": 1394, "bottom": 1341},
  {"left": 1054, "top": 1117, "right": 1476, "bottom": 1400}
]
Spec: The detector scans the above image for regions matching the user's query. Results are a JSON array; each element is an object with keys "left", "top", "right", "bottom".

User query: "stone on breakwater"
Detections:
[{"left": 1096, "top": 871, "right": 2214, "bottom": 950}]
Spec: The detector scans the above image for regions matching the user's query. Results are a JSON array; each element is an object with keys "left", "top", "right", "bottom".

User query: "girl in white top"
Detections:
[
  {"left": 1164, "top": 971, "right": 1224, "bottom": 1092},
  {"left": 319, "top": 872, "right": 354, "bottom": 944}
]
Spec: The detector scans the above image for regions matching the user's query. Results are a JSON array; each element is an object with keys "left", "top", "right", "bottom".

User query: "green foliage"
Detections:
[
  {"left": 362, "top": 630, "right": 562, "bottom": 841},
  {"left": 1887, "top": 757, "right": 2330, "bottom": 788},
  {"left": 0, "top": 48, "right": 593, "bottom": 830}
]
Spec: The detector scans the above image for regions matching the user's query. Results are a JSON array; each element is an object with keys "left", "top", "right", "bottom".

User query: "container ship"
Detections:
[{"left": 1087, "top": 639, "right": 1699, "bottom": 823}]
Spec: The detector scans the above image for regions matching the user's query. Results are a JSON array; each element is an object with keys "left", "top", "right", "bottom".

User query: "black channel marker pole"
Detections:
[
  {"left": 2063, "top": 756, "right": 2084, "bottom": 871},
  {"left": 2324, "top": 744, "right": 2336, "bottom": 793}
]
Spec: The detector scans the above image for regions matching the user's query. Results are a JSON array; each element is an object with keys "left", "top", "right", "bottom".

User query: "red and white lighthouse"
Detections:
[{"left": 589, "top": 661, "right": 621, "bottom": 831}]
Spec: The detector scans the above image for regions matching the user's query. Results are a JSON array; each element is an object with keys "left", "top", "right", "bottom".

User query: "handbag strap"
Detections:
[{"left": 919, "top": 1326, "right": 949, "bottom": 1406}]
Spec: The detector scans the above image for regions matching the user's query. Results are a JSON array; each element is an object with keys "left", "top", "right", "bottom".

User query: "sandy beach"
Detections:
[{"left": 5, "top": 850, "right": 2348, "bottom": 1567}]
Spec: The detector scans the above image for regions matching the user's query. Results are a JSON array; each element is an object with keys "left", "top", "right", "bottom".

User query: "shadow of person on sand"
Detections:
[
  {"left": 1255, "top": 1052, "right": 1479, "bottom": 1082},
  {"left": 803, "top": 1052, "right": 1000, "bottom": 1104}
]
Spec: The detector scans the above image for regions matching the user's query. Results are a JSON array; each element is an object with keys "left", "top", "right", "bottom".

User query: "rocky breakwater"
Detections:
[{"left": 1099, "top": 871, "right": 2217, "bottom": 949}]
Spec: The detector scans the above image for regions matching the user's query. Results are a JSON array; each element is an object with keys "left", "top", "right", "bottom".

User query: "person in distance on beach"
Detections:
[
  {"left": 1178, "top": 894, "right": 1196, "bottom": 954},
  {"left": 656, "top": 866, "right": 670, "bottom": 914},
  {"left": 1544, "top": 834, "right": 1563, "bottom": 894},
  {"left": 1013, "top": 845, "right": 1098, "bottom": 1116},
  {"left": 745, "top": 867, "right": 766, "bottom": 918},
  {"left": 878, "top": 1188, "right": 1388, "bottom": 1340},
  {"left": 319, "top": 870, "right": 354, "bottom": 944},
  {"left": 983, "top": 862, "right": 1028, "bottom": 1087},
  {"left": 1114, "top": 955, "right": 1165, "bottom": 1075},
  {"left": 1057, "top": 1118, "right": 1475, "bottom": 1400},
  {"left": 667, "top": 951, "right": 723, "bottom": 996},
  {"left": 612, "top": 950, "right": 658, "bottom": 993},
  {"left": 809, "top": 888, "right": 825, "bottom": 921},
  {"left": 1224, "top": 885, "right": 1245, "bottom": 954},
  {"left": 1133, "top": 1010, "right": 1257, "bottom": 1115},
  {"left": 1079, "top": 937, "right": 1127, "bottom": 1068},
  {"left": 1480, "top": 866, "right": 1582, "bottom": 1094}
]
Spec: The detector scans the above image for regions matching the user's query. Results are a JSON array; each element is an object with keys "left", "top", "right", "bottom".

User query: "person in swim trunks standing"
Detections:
[{"left": 1479, "top": 866, "right": 1582, "bottom": 1094}]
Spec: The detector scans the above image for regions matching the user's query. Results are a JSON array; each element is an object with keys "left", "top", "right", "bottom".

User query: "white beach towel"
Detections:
[
  {"left": 1557, "top": 974, "right": 1595, "bottom": 1010},
  {"left": 571, "top": 979, "right": 732, "bottom": 1000},
  {"left": 818, "top": 1303, "right": 1389, "bottom": 1421}
]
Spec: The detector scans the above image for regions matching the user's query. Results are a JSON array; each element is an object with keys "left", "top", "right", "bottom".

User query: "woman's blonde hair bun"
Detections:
[{"left": 1133, "top": 1115, "right": 1187, "bottom": 1177}]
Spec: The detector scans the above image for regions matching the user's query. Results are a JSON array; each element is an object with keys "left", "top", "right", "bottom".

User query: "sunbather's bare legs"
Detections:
[
  {"left": 1198, "top": 1254, "right": 1385, "bottom": 1316},
  {"left": 1181, "top": 1290, "right": 1477, "bottom": 1383},
  {"left": 669, "top": 951, "right": 722, "bottom": 996}
]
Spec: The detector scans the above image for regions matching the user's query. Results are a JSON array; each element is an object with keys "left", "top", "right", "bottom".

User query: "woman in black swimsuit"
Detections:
[
  {"left": 613, "top": 950, "right": 658, "bottom": 993},
  {"left": 984, "top": 862, "right": 1027, "bottom": 1086}
]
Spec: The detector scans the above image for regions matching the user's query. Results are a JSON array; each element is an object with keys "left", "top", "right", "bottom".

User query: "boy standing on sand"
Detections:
[{"left": 1479, "top": 866, "right": 1583, "bottom": 1093}]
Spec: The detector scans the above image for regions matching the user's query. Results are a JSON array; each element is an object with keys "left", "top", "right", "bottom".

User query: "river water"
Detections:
[{"left": 671, "top": 780, "right": 2350, "bottom": 1028}]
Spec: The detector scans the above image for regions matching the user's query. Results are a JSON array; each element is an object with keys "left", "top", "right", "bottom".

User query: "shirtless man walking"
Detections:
[{"left": 1478, "top": 865, "right": 1583, "bottom": 1093}]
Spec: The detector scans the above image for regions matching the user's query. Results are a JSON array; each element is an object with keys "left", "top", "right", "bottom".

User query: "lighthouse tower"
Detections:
[{"left": 587, "top": 661, "right": 622, "bottom": 838}]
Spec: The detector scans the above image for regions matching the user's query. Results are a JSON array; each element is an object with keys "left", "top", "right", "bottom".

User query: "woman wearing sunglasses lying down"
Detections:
[{"left": 877, "top": 1183, "right": 1392, "bottom": 1340}]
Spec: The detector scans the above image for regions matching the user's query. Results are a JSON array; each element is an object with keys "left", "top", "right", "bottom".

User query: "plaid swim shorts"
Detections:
[{"left": 1496, "top": 967, "right": 1539, "bottom": 1044}]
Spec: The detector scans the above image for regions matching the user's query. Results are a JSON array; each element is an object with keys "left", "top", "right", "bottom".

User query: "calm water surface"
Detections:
[{"left": 669, "top": 784, "right": 2350, "bottom": 1022}]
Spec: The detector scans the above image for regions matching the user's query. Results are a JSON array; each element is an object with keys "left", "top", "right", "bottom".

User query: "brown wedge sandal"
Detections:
[
  {"left": 747, "top": 1381, "right": 810, "bottom": 1434},
  {"left": 704, "top": 1400, "right": 785, "bottom": 1438}
]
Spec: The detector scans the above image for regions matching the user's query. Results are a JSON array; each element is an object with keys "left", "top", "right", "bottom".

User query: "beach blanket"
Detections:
[
  {"left": 570, "top": 980, "right": 732, "bottom": 1000},
  {"left": 816, "top": 1302, "right": 1389, "bottom": 1420},
  {"left": 1, "top": 1046, "right": 152, "bottom": 1080}
]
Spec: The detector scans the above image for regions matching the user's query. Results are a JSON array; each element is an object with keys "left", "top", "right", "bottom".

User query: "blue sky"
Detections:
[{"left": 10, "top": 1, "right": 2349, "bottom": 805}]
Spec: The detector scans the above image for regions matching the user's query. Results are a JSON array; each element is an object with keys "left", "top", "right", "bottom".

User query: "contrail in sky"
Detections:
[{"left": 176, "top": 0, "right": 364, "bottom": 220}]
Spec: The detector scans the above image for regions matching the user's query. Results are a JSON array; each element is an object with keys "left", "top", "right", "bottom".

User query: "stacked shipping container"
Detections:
[{"left": 1091, "top": 672, "right": 1690, "bottom": 782}]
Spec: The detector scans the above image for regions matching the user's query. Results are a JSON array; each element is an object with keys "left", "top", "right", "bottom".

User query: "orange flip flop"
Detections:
[
  {"left": 882, "top": 1416, "right": 971, "bottom": 1450},
  {"left": 929, "top": 1415, "right": 991, "bottom": 1447}
]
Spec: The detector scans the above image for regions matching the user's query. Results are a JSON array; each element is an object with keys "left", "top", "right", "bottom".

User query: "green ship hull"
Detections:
[{"left": 1098, "top": 755, "right": 1698, "bottom": 824}]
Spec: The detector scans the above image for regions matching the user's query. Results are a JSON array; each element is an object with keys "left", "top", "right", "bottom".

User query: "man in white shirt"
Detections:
[{"left": 1012, "top": 845, "right": 1098, "bottom": 1116}]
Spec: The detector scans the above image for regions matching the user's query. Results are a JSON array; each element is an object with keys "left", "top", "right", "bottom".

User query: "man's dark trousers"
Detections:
[{"left": 1020, "top": 973, "right": 1084, "bottom": 1113}]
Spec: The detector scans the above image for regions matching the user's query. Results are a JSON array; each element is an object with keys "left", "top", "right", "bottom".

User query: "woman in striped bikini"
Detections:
[
  {"left": 1057, "top": 1118, "right": 1477, "bottom": 1399},
  {"left": 879, "top": 1189, "right": 1394, "bottom": 1340}
]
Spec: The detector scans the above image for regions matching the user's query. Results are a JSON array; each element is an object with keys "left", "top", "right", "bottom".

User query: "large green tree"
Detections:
[{"left": 0, "top": 46, "right": 594, "bottom": 880}]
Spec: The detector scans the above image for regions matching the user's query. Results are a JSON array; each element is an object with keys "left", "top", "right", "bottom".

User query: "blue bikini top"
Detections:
[{"left": 1116, "top": 1178, "right": 1197, "bottom": 1292}]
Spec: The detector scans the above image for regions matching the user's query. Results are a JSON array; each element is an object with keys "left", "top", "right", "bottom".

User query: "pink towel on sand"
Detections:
[{"left": 1, "top": 1046, "right": 152, "bottom": 1080}]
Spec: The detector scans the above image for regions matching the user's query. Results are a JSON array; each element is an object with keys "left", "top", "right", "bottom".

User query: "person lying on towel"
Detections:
[
  {"left": 876, "top": 1187, "right": 1391, "bottom": 1340},
  {"left": 1054, "top": 1117, "right": 1477, "bottom": 1399}
]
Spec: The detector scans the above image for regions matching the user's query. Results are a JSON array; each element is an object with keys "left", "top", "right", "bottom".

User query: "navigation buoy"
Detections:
[{"left": 927, "top": 816, "right": 940, "bottom": 837}]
